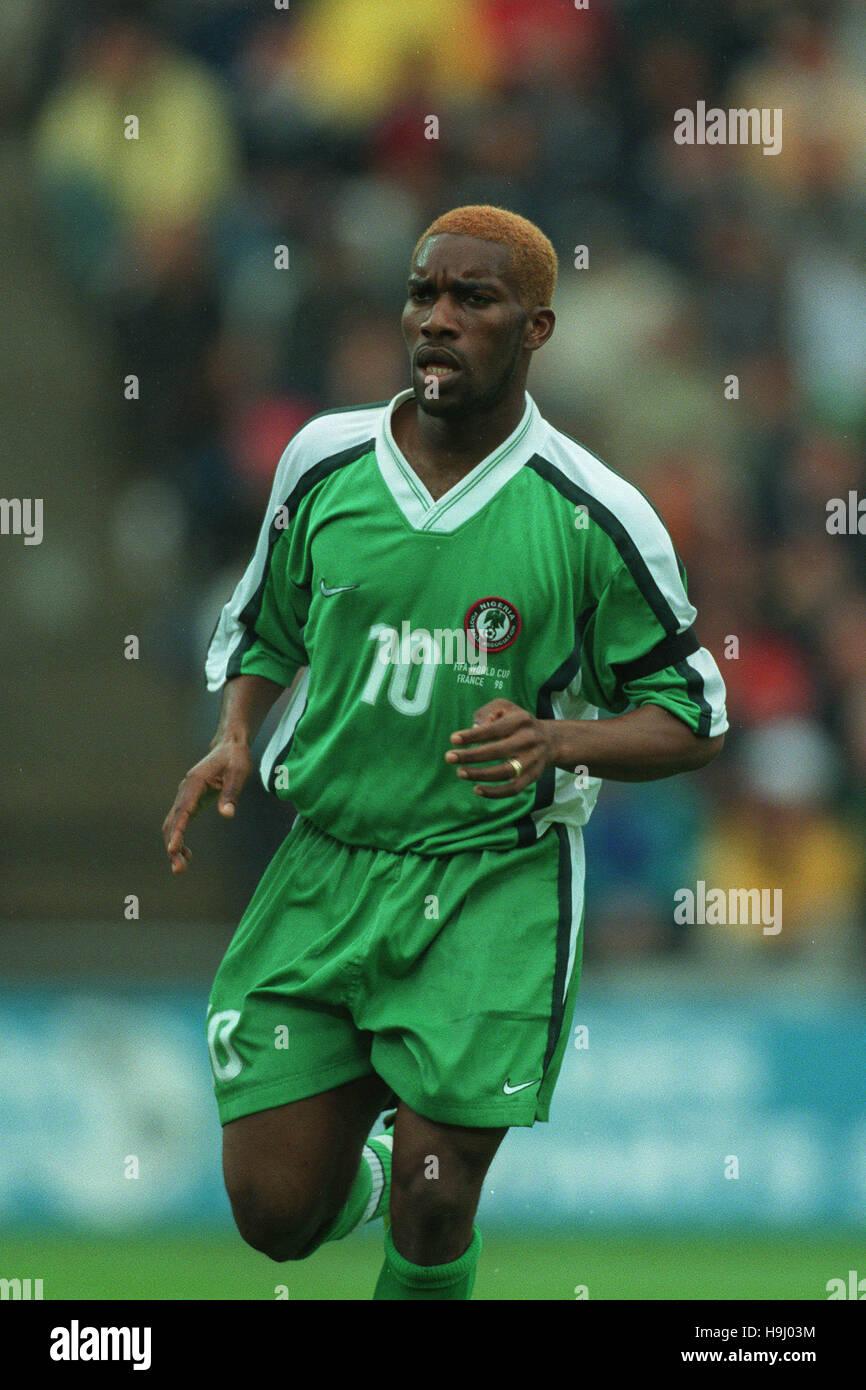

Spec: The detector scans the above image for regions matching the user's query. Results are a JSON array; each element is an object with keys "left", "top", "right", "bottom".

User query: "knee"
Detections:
[
  {"left": 226, "top": 1177, "right": 332, "bottom": 1263},
  {"left": 389, "top": 1164, "right": 476, "bottom": 1253}
]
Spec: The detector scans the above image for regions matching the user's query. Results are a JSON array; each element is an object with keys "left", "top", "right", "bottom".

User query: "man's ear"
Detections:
[{"left": 525, "top": 307, "right": 555, "bottom": 351}]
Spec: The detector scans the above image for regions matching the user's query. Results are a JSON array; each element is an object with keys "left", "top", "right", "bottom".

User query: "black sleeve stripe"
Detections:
[
  {"left": 675, "top": 657, "right": 713, "bottom": 738},
  {"left": 611, "top": 626, "right": 700, "bottom": 687},
  {"left": 526, "top": 455, "right": 683, "bottom": 636},
  {"left": 225, "top": 629, "right": 256, "bottom": 682},
  {"left": 237, "top": 438, "right": 374, "bottom": 634}
]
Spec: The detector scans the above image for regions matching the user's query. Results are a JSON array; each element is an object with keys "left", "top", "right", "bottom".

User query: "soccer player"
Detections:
[{"left": 162, "top": 205, "right": 727, "bottom": 1300}]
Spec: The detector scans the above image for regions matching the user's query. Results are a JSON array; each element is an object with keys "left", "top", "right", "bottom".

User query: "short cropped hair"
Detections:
[{"left": 411, "top": 205, "right": 558, "bottom": 309}]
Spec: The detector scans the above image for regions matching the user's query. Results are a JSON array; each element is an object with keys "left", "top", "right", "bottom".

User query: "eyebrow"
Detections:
[{"left": 407, "top": 274, "right": 503, "bottom": 294}]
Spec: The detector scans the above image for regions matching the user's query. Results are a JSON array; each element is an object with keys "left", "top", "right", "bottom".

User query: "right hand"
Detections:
[{"left": 162, "top": 740, "right": 252, "bottom": 875}]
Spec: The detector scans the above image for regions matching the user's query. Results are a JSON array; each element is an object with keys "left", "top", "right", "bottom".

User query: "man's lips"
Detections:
[
  {"left": 422, "top": 364, "right": 460, "bottom": 380},
  {"left": 415, "top": 348, "right": 463, "bottom": 376}
]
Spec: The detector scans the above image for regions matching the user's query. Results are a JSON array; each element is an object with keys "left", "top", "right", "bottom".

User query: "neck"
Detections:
[{"left": 396, "top": 389, "right": 527, "bottom": 479}]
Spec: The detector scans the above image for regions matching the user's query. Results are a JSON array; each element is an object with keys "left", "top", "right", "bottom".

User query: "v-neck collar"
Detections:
[{"left": 376, "top": 388, "right": 539, "bottom": 533}]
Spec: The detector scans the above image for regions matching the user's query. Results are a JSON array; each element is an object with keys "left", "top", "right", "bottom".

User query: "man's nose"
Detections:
[{"left": 421, "top": 295, "right": 458, "bottom": 336}]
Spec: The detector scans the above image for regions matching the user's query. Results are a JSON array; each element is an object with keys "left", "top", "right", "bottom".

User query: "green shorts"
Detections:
[{"left": 207, "top": 815, "right": 585, "bottom": 1128}]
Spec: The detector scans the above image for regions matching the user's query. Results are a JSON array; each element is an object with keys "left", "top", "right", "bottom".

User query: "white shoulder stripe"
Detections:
[
  {"left": 538, "top": 425, "right": 696, "bottom": 632},
  {"left": 205, "top": 408, "right": 380, "bottom": 691}
]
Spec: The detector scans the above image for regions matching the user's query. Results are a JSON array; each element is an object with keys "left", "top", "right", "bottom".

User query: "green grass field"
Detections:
[{"left": 3, "top": 1229, "right": 855, "bottom": 1300}]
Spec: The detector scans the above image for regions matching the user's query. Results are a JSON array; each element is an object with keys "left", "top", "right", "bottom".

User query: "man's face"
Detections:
[{"left": 401, "top": 234, "right": 535, "bottom": 417}]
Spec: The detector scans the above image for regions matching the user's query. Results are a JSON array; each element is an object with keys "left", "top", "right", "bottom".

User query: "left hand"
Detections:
[{"left": 445, "top": 699, "right": 557, "bottom": 799}]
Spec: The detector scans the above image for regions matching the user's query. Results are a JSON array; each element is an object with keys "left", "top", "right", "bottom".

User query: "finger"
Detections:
[
  {"left": 163, "top": 807, "right": 180, "bottom": 853},
  {"left": 471, "top": 699, "right": 511, "bottom": 724},
  {"left": 217, "top": 768, "right": 247, "bottom": 815},
  {"left": 446, "top": 736, "right": 527, "bottom": 765},
  {"left": 166, "top": 802, "right": 198, "bottom": 853},
  {"left": 166, "top": 775, "right": 212, "bottom": 851},
  {"left": 458, "top": 759, "right": 536, "bottom": 784},
  {"left": 447, "top": 714, "right": 523, "bottom": 753},
  {"left": 162, "top": 791, "right": 188, "bottom": 844},
  {"left": 472, "top": 775, "right": 532, "bottom": 799},
  {"left": 166, "top": 811, "right": 187, "bottom": 854}
]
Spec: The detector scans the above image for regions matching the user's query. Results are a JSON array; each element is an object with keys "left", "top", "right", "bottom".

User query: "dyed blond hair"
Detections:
[{"left": 412, "top": 205, "right": 558, "bottom": 309}]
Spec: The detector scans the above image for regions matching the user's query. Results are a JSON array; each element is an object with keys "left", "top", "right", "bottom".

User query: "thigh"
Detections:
[
  {"left": 388, "top": 1102, "right": 508, "bottom": 1262},
  {"left": 392, "top": 1102, "right": 507, "bottom": 1189},
  {"left": 222, "top": 1072, "right": 393, "bottom": 1211}
]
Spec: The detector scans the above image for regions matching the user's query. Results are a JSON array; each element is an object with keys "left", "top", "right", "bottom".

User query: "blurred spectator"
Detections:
[
  {"left": 32, "top": 14, "right": 241, "bottom": 297},
  {"left": 699, "top": 719, "right": 864, "bottom": 956},
  {"left": 728, "top": 7, "right": 866, "bottom": 213},
  {"left": 291, "top": 0, "right": 497, "bottom": 125}
]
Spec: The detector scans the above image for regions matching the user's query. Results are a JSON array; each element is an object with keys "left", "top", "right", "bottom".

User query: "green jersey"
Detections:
[{"left": 206, "top": 390, "right": 727, "bottom": 855}]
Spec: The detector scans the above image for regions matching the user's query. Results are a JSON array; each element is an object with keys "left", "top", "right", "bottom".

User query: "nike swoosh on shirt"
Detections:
[
  {"left": 320, "top": 580, "right": 359, "bottom": 597},
  {"left": 503, "top": 1079, "right": 540, "bottom": 1095}
]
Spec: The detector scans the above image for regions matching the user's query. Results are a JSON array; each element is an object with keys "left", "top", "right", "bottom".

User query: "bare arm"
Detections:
[
  {"left": 162, "top": 673, "right": 286, "bottom": 873},
  {"left": 445, "top": 699, "right": 724, "bottom": 797},
  {"left": 210, "top": 671, "right": 286, "bottom": 753},
  {"left": 547, "top": 703, "right": 724, "bottom": 782}
]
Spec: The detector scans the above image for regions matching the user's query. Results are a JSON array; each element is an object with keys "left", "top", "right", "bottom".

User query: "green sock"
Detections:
[
  {"left": 320, "top": 1132, "right": 393, "bottom": 1244},
  {"left": 373, "top": 1226, "right": 482, "bottom": 1300}
]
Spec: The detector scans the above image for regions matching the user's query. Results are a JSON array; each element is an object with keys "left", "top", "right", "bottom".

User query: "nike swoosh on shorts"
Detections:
[{"left": 320, "top": 580, "right": 359, "bottom": 596}]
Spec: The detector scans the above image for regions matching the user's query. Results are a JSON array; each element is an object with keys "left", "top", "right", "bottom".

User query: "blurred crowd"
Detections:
[{"left": 8, "top": 0, "right": 866, "bottom": 958}]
